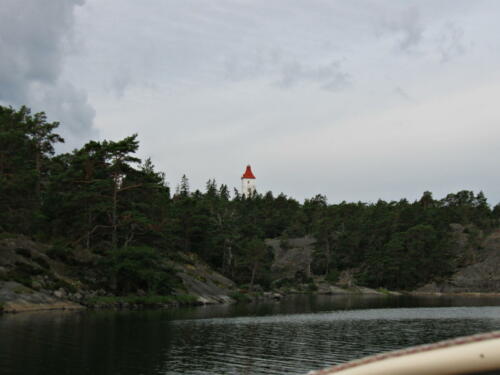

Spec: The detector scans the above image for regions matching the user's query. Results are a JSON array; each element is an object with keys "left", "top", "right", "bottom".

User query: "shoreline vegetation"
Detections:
[
  {"left": 1, "top": 104, "right": 500, "bottom": 314},
  {"left": 4, "top": 288, "right": 500, "bottom": 315}
]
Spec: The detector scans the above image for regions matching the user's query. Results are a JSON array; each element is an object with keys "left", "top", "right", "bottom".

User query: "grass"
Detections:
[{"left": 85, "top": 294, "right": 198, "bottom": 307}]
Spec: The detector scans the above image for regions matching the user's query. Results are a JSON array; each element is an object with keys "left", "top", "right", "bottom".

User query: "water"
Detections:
[{"left": 2, "top": 295, "right": 500, "bottom": 375}]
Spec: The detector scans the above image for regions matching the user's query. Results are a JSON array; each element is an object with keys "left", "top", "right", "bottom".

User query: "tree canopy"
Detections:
[{"left": 1, "top": 104, "right": 498, "bottom": 293}]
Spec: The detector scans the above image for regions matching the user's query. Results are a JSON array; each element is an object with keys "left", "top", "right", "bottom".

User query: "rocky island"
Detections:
[{"left": 1, "top": 105, "right": 500, "bottom": 313}]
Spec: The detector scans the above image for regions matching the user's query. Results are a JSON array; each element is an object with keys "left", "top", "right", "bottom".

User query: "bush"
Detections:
[
  {"left": 47, "top": 243, "right": 72, "bottom": 261},
  {"left": 271, "top": 278, "right": 294, "bottom": 289},
  {"left": 6, "top": 271, "right": 32, "bottom": 287},
  {"left": 52, "top": 279, "right": 78, "bottom": 294},
  {"left": 85, "top": 294, "right": 197, "bottom": 307},
  {"left": 306, "top": 282, "right": 318, "bottom": 292},
  {"left": 229, "top": 291, "right": 252, "bottom": 303},
  {"left": 14, "top": 261, "right": 44, "bottom": 276},
  {"left": 106, "top": 246, "right": 183, "bottom": 295},
  {"left": 325, "top": 269, "right": 340, "bottom": 284},
  {"left": 33, "top": 256, "right": 50, "bottom": 269},
  {"left": 0, "top": 233, "right": 16, "bottom": 240},
  {"left": 15, "top": 248, "right": 31, "bottom": 258}
]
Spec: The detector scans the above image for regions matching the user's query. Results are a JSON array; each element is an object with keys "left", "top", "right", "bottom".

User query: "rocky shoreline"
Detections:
[
  {"left": 0, "top": 277, "right": 391, "bottom": 314},
  {"left": 4, "top": 279, "right": 500, "bottom": 314},
  {"left": 3, "top": 226, "right": 500, "bottom": 314}
]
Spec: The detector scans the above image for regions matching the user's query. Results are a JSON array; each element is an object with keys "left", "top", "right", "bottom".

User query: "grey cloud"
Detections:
[
  {"left": 0, "top": 0, "right": 95, "bottom": 143},
  {"left": 276, "top": 60, "right": 351, "bottom": 91},
  {"left": 224, "top": 47, "right": 285, "bottom": 82},
  {"left": 438, "top": 23, "right": 466, "bottom": 63},
  {"left": 277, "top": 61, "right": 351, "bottom": 91},
  {"left": 381, "top": 7, "right": 424, "bottom": 52},
  {"left": 28, "top": 81, "right": 96, "bottom": 141},
  {"left": 224, "top": 50, "right": 350, "bottom": 92},
  {"left": 394, "top": 86, "right": 412, "bottom": 101},
  {"left": 110, "top": 71, "right": 134, "bottom": 99}
]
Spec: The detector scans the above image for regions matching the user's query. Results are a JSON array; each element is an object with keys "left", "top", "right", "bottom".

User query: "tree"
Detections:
[
  {"left": 241, "top": 238, "right": 271, "bottom": 290},
  {"left": 107, "top": 246, "right": 178, "bottom": 294},
  {"left": 0, "top": 105, "right": 63, "bottom": 233}
]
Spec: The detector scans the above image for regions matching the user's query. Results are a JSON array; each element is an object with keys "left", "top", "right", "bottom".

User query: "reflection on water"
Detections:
[{"left": 2, "top": 295, "right": 500, "bottom": 375}]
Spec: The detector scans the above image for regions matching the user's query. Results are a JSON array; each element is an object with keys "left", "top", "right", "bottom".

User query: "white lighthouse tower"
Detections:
[{"left": 241, "top": 165, "right": 256, "bottom": 198}]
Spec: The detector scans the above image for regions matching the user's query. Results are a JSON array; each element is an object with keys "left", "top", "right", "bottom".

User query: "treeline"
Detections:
[{"left": 1, "top": 105, "right": 499, "bottom": 293}]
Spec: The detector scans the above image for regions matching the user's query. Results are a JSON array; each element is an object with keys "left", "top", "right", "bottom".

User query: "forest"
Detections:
[{"left": 1, "top": 105, "right": 499, "bottom": 295}]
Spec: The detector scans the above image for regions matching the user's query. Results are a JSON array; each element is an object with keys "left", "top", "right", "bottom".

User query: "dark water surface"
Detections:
[{"left": 2, "top": 295, "right": 500, "bottom": 375}]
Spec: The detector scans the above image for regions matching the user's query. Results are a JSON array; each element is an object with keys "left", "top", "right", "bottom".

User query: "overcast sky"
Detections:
[{"left": 2, "top": 0, "right": 500, "bottom": 204}]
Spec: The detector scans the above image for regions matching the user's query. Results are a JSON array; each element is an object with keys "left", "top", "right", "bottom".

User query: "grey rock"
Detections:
[{"left": 53, "top": 288, "right": 66, "bottom": 299}]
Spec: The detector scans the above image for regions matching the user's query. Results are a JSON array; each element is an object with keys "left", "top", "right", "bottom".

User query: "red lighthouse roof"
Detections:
[{"left": 241, "top": 165, "right": 256, "bottom": 179}]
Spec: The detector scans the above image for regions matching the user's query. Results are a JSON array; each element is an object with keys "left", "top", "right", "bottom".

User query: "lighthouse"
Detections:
[{"left": 241, "top": 165, "right": 256, "bottom": 198}]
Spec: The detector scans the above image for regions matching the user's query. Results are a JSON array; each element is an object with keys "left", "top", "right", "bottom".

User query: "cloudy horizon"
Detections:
[{"left": 1, "top": 0, "right": 500, "bottom": 204}]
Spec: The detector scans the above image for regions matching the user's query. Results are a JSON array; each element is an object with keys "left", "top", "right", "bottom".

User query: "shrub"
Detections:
[
  {"left": 0, "top": 233, "right": 16, "bottom": 240},
  {"left": 85, "top": 294, "right": 197, "bottom": 307},
  {"left": 52, "top": 279, "right": 78, "bottom": 294},
  {"left": 106, "top": 246, "right": 183, "bottom": 295},
  {"left": 6, "top": 271, "right": 32, "bottom": 287},
  {"left": 325, "top": 269, "right": 340, "bottom": 284},
  {"left": 14, "top": 261, "right": 44, "bottom": 276},
  {"left": 47, "top": 243, "right": 72, "bottom": 261},
  {"left": 15, "top": 248, "right": 31, "bottom": 258},
  {"left": 33, "top": 256, "right": 50, "bottom": 269},
  {"left": 306, "top": 282, "right": 318, "bottom": 292},
  {"left": 229, "top": 291, "right": 252, "bottom": 303}
]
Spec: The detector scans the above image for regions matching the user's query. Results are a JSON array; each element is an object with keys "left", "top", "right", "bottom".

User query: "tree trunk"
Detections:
[{"left": 249, "top": 262, "right": 257, "bottom": 291}]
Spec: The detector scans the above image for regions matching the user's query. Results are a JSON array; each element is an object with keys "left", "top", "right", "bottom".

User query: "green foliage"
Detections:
[
  {"left": 32, "top": 256, "right": 50, "bottom": 269},
  {"left": 13, "top": 285, "right": 34, "bottom": 294},
  {"left": 106, "top": 246, "right": 181, "bottom": 295},
  {"left": 229, "top": 291, "right": 252, "bottom": 303},
  {"left": 15, "top": 248, "right": 31, "bottom": 258},
  {"left": 51, "top": 278, "right": 78, "bottom": 294},
  {"left": 85, "top": 294, "right": 197, "bottom": 307},
  {"left": 47, "top": 242, "right": 72, "bottom": 262},
  {"left": 1, "top": 103, "right": 498, "bottom": 296},
  {"left": 306, "top": 282, "right": 318, "bottom": 292},
  {"left": 0, "top": 105, "right": 63, "bottom": 234},
  {"left": 325, "top": 269, "right": 340, "bottom": 284},
  {"left": 6, "top": 269, "right": 32, "bottom": 287}
]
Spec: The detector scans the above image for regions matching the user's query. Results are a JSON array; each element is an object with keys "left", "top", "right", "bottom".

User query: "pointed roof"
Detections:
[{"left": 241, "top": 165, "right": 256, "bottom": 179}]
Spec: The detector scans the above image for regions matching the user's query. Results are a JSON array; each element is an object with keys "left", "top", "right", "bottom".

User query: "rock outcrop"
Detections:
[
  {"left": 0, "top": 281, "right": 84, "bottom": 312},
  {"left": 418, "top": 227, "right": 500, "bottom": 294},
  {"left": 174, "top": 253, "right": 236, "bottom": 304},
  {"left": 267, "top": 236, "right": 315, "bottom": 280},
  {"left": 0, "top": 236, "right": 238, "bottom": 313}
]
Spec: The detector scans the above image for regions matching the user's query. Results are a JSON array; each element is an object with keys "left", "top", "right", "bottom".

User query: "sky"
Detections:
[{"left": 1, "top": 0, "right": 500, "bottom": 204}]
